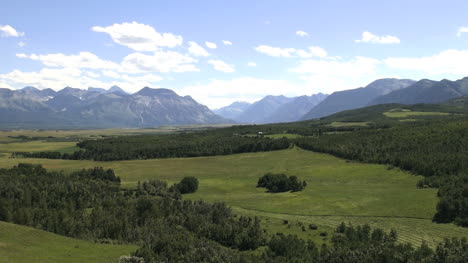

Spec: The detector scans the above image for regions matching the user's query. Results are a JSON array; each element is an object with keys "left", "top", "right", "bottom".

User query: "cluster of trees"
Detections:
[
  {"left": 14, "top": 132, "right": 290, "bottom": 161},
  {"left": 294, "top": 119, "right": 468, "bottom": 226},
  {"left": 257, "top": 173, "right": 306, "bottom": 192},
  {"left": 0, "top": 164, "right": 466, "bottom": 262}
]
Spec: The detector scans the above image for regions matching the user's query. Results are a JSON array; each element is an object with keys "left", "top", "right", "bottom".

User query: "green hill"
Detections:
[{"left": 0, "top": 221, "right": 136, "bottom": 263}]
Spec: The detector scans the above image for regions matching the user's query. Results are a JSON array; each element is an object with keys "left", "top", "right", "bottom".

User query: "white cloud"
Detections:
[
  {"left": 180, "top": 77, "right": 307, "bottom": 108},
  {"left": 296, "top": 30, "right": 308, "bottom": 37},
  {"left": 0, "top": 67, "right": 163, "bottom": 94},
  {"left": 255, "top": 45, "right": 296, "bottom": 57},
  {"left": 86, "top": 71, "right": 100, "bottom": 78},
  {"left": 18, "top": 41, "right": 26, "bottom": 47},
  {"left": 223, "top": 40, "right": 232, "bottom": 45},
  {"left": 92, "top": 22, "right": 182, "bottom": 51},
  {"left": 457, "top": 27, "right": 468, "bottom": 37},
  {"left": 0, "top": 25, "right": 24, "bottom": 37},
  {"left": 188, "top": 41, "right": 210, "bottom": 57},
  {"left": 296, "top": 46, "right": 327, "bottom": 58},
  {"left": 121, "top": 51, "right": 199, "bottom": 73},
  {"left": 291, "top": 56, "right": 381, "bottom": 94},
  {"left": 16, "top": 52, "right": 119, "bottom": 70},
  {"left": 256, "top": 45, "right": 327, "bottom": 58},
  {"left": 247, "top": 62, "right": 257, "bottom": 67},
  {"left": 207, "top": 60, "right": 235, "bottom": 73},
  {"left": 205, "top": 41, "right": 217, "bottom": 49},
  {"left": 385, "top": 49, "right": 468, "bottom": 76},
  {"left": 355, "top": 31, "right": 400, "bottom": 44}
]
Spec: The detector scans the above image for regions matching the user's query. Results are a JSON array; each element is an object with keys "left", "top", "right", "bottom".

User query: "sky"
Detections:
[{"left": 1, "top": 0, "right": 468, "bottom": 109}]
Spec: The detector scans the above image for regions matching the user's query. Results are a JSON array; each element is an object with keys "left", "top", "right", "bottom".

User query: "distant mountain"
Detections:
[
  {"left": 234, "top": 95, "right": 295, "bottom": 124},
  {"left": 301, "top": 78, "right": 415, "bottom": 120},
  {"left": 370, "top": 77, "right": 468, "bottom": 105},
  {"left": 213, "top": 101, "right": 251, "bottom": 120},
  {"left": 0, "top": 86, "right": 228, "bottom": 129},
  {"left": 264, "top": 93, "right": 328, "bottom": 123}
]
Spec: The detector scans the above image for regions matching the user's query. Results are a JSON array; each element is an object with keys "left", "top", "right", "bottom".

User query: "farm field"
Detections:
[
  {"left": 0, "top": 139, "right": 466, "bottom": 248},
  {"left": 0, "top": 221, "right": 137, "bottom": 263}
]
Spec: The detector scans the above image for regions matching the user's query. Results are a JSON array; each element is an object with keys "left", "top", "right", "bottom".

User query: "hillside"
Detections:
[
  {"left": 301, "top": 78, "right": 415, "bottom": 120},
  {"left": 0, "top": 221, "right": 136, "bottom": 263},
  {"left": 0, "top": 86, "right": 228, "bottom": 129}
]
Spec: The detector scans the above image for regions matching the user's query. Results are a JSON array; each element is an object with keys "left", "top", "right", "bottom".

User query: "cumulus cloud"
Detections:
[
  {"left": 92, "top": 22, "right": 182, "bottom": 51},
  {"left": 255, "top": 45, "right": 296, "bottom": 57},
  {"left": 188, "top": 41, "right": 210, "bottom": 57},
  {"left": 384, "top": 49, "right": 468, "bottom": 76},
  {"left": 296, "top": 46, "right": 327, "bottom": 58},
  {"left": 205, "top": 41, "right": 217, "bottom": 49},
  {"left": 355, "top": 31, "right": 400, "bottom": 44},
  {"left": 296, "top": 30, "right": 308, "bottom": 37},
  {"left": 223, "top": 40, "right": 232, "bottom": 45},
  {"left": 291, "top": 56, "right": 381, "bottom": 94},
  {"left": 247, "top": 62, "right": 257, "bottom": 67},
  {"left": 121, "top": 51, "right": 199, "bottom": 73},
  {"left": 457, "top": 27, "right": 468, "bottom": 37},
  {"left": 207, "top": 60, "right": 235, "bottom": 73},
  {"left": 0, "top": 67, "right": 163, "bottom": 94},
  {"left": 255, "top": 45, "right": 327, "bottom": 58},
  {"left": 16, "top": 52, "right": 119, "bottom": 70},
  {"left": 0, "top": 25, "right": 24, "bottom": 37}
]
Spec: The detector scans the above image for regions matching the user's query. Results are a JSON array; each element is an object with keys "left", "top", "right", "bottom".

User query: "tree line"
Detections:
[{"left": 294, "top": 119, "right": 468, "bottom": 226}]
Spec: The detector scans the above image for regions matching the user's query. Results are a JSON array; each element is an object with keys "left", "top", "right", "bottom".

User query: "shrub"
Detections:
[
  {"left": 257, "top": 173, "right": 306, "bottom": 193},
  {"left": 176, "top": 176, "right": 199, "bottom": 194}
]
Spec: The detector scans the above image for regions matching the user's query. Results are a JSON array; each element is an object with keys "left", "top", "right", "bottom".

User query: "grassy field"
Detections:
[
  {"left": 384, "top": 110, "right": 450, "bottom": 118},
  {"left": 0, "top": 221, "right": 136, "bottom": 263},
  {"left": 1, "top": 140, "right": 467, "bottom": 248},
  {"left": 328, "top": 121, "right": 370, "bottom": 127}
]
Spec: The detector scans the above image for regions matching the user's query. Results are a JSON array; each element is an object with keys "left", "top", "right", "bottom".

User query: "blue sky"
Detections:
[{"left": 1, "top": 0, "right": 468, "bottom": 108}]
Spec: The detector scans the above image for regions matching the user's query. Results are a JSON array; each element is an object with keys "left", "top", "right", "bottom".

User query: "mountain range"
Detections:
[
  {"left": 2, "top": 76, "right": 468, "bottom": 129},
  {"left": 214, "top": 93, "right": 327, "bottom": 124},
  {"left": 0, "top": 86, "right": 227, "bottom": 129}
]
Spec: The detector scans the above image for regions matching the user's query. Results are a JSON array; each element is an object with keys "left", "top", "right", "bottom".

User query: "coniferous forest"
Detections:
[{"left": 0, "top": 164, "right": 466, "bottom": 262}]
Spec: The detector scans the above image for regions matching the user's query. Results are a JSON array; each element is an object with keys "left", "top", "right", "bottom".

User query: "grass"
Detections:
[
  {"left": 328, "top": 122, "right": 370, "bottom": 127},
  {"left": 384, "top": 110, "right": 450, "bottom": 118},
  {"left": 0, "top": 141, "right": 78, "bottom": 153},
  {"left": 0, "top": 221, "right": 137, "bottom": 263},
  {"left": 1, "top": 143, "right": 467, "bottom": 247}
]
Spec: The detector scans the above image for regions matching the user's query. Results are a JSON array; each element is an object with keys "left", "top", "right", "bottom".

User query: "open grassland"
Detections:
[
  {"left": 0, "top": 221, "right": 136, "bottom": 263},
  {"left": 1, "top": 141, "right": 466, "bottom": 247},
  {"left": 0, "top": 141, "right": 78, "bottom": 154},
  {"left": 384, "top": 110, "right": 450, "bottom": 118},
  {"left": 328, "top": 121, "right": 370, "bottom": 127},
  {"left": 0, "top": 125, "right": 232, "bottom": 143}
]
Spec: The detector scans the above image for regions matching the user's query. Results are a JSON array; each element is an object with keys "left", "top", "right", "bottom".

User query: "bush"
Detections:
[
  {"left": 257, "top": 173, "right": 306, "bottom": 193},
  {"left": 176, "top": 176, "right": 199, "bottom": 194}
]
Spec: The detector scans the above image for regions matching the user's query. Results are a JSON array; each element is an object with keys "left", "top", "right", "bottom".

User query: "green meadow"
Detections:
[
  {"left": 383, "top": 110, "right": 450, "bottom": 118},
  {"left": 0, "top": 221, "right": 136, "bottom": 263},
  {"left": 0, "top": 139, "right": 467, "bottom": 249}
]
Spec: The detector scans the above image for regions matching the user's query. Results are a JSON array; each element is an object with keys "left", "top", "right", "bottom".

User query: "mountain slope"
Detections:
[
  {"left": 264, "top": 93, "right": 328, "bottom": 123},
  {"left": 213, "top": 101, "right": 251, "bottom": 120},
  {"left": 0, "top": 86, "right": 228, "bottom": 129},
  {"left": 370, "top": 77, "right": 468, "bottom": 105},
  {"left": 234, "top": 95, "right": 294, "bottom": 123},
  {"left": 301, "top": 78, "right": 415, "bottom": 120}
]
